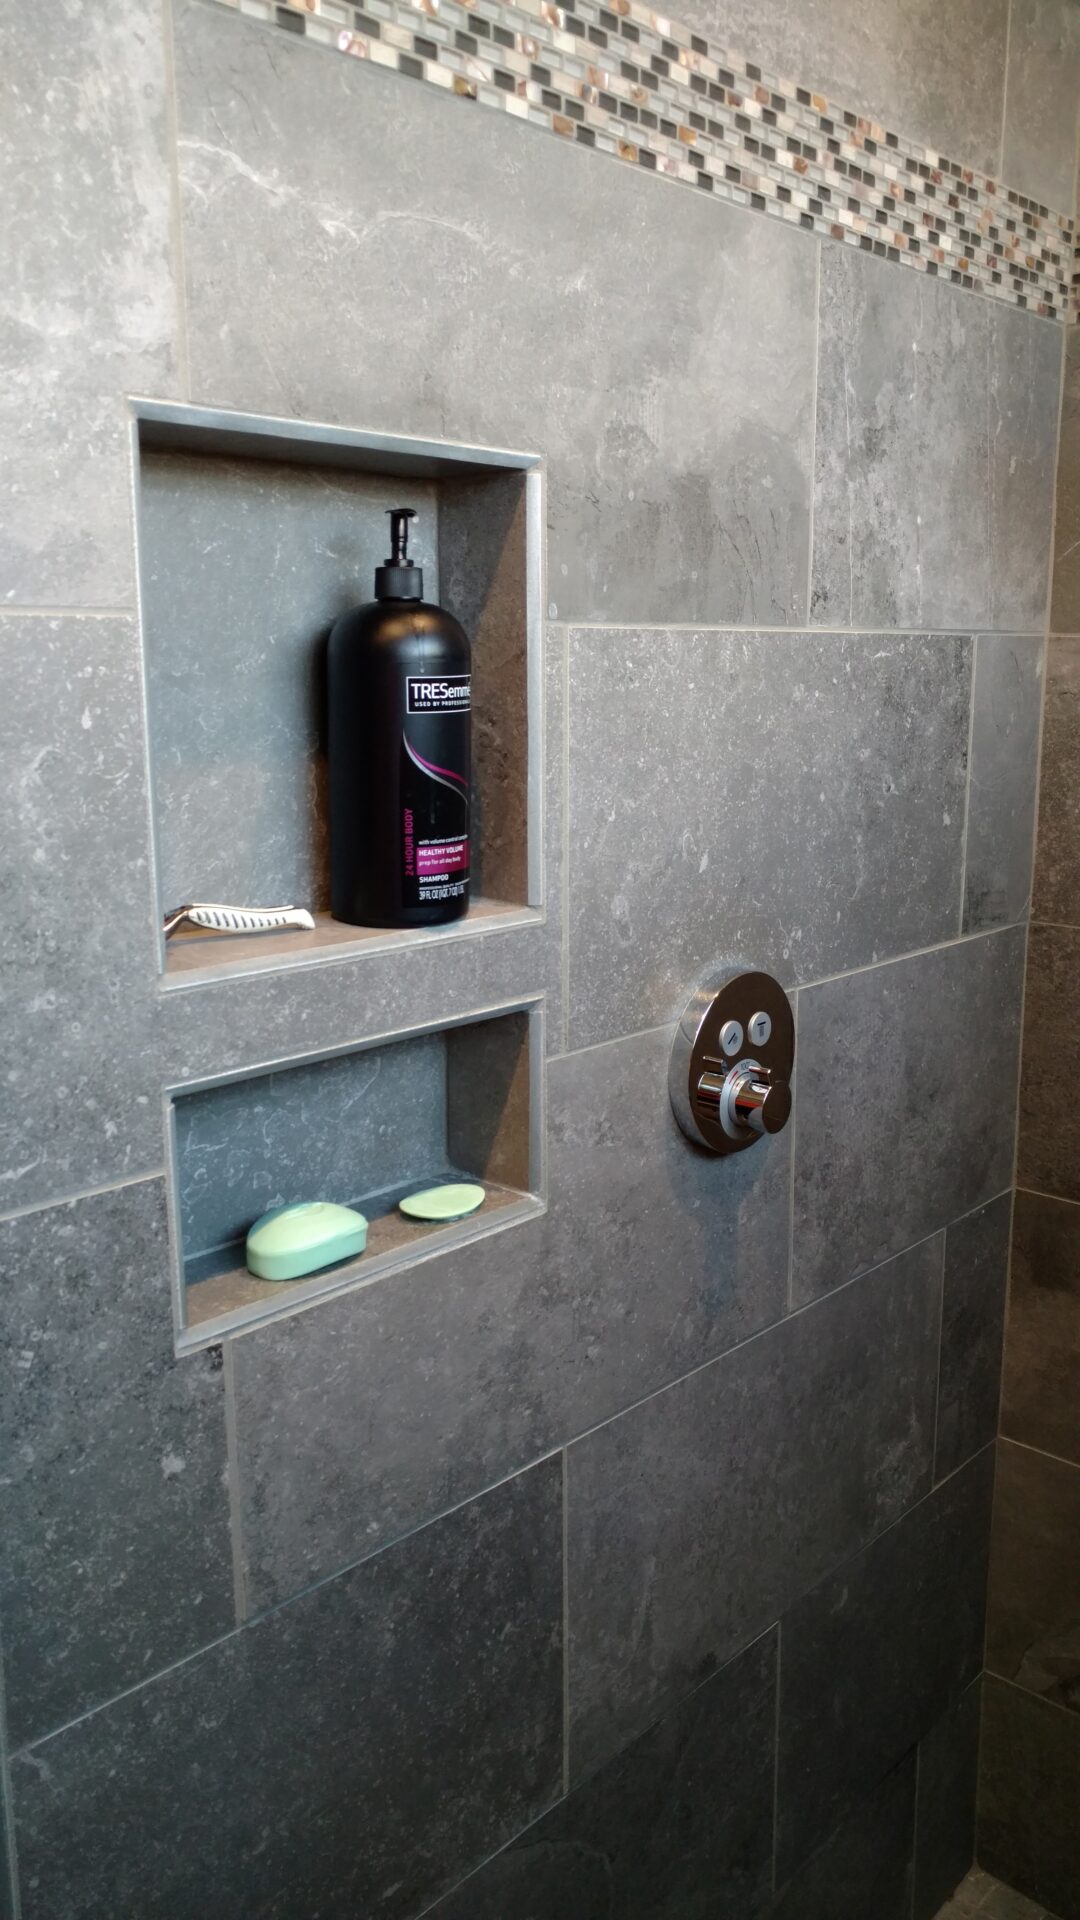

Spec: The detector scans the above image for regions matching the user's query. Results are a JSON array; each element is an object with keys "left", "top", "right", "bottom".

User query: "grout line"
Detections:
[
  {"left": 930, "top": 1229, "right": 948, "bottom": 1481},
  {"left": 545, "top": 921, "right": 1028, "bottom": 1070},
  {"left": 559, "top": 1223, "right": 997, "bottom": 1459},
  {"left": 984, "top": 1668, "right": 1080, "bottom": 1725},
  {"left": 957, "top": 634, "right": 980, "bottom": 936},
  {"left": 1014, "top": 1181, "right": 1080, "bottom": 1207},
  {"left": 911, "top": 1734, "right": 920, "bottom": 1920},
  {"left": 0, "top": 1166, "right": 166, "bottom": 1231},
  {"left": 761, "top": 920, "right": 1022, "bottom": 996},
  {"left": 771, "top": 1620, "right": 783, "bottom": 1895},
  {"left": 1022, "top": 325, "right": 1072, "bottom": 942},
  {"left": 561, "top": 1448, "right": 571, "bottom": 1795},
  {"left": 986, "top": 305, "right": 994, "bottom": 633},
  {"left": 561, "top": 629, "right": 571, "bottom": 1059},
  {"left": 804, "top": 239, "right": 822, "bottom": 622},
  {"left": 0, "top": 1615, "right": 22, "bottom": 1920},
  {"left": 411, "top": 1805, "right": 558, "bottom": 1919},
  {"left": 996, "top": 1433, "right": 1080, "bottom": 1476},
  {"left": 989, "top": 1184, "right": 1017, "bottom": 1474},
  {"left": 160, "top": 0, "right": 192, "bottom": 400},
  {"left": 558, "top": 620, "right": 1046, "bottom": 637},
  {"left": 546, "top": 1017, "right": 674, "bottom": 1068},
  {"left": 222, "top": 1343, "right": 249, "bottom": 1625},
  {"left": 998, "top": 0, "right": 1014, "bottom": 190},
  {"left": 785, "top": 990, "right": 799, "bottom": 1313},
  {"left": 0, "top": 605, "right": 134, "bottom": 619}
]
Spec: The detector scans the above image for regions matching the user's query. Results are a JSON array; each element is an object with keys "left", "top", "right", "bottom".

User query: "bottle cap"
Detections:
[{"left": 375, "top": 506, "right": 423, "bottom": 599}]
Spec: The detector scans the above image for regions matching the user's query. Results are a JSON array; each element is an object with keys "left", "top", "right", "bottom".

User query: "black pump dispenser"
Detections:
[
  {"left": 374, "top": 506, "right": 424, "bottom": 600},
  {"left": 327, "top": 505, "right": 472, "bottom": 929}
]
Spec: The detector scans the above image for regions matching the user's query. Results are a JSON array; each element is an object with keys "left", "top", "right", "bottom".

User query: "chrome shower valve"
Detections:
[{"left": 669, "top": 970, "right": 794, "bottom": 1155}]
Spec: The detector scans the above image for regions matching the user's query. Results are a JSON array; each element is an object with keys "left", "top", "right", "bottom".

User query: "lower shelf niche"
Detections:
[{"left": 170, "top": 1004, "right": 539, "bottom": 1344}]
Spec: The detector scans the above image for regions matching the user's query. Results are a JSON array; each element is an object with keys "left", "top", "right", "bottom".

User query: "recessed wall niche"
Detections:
[
  {"left": 132, "top": 401, "right": 543, "bottom": 982},
  {"left": 168, "top": 1002, "right": 541, "bottom": 1346}
]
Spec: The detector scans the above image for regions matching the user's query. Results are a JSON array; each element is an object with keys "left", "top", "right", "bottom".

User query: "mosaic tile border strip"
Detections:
[{"left": 212, "top": 0, "right": 1075, "bottom": 321}]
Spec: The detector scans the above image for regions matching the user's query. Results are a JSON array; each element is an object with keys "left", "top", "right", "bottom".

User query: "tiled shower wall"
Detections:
[
  {"left": 0, "top": 1, "right": 1075, "bottom": 1916},
  {"left": 979, "top": 325, "right": 1080, "bottom": 1920}
]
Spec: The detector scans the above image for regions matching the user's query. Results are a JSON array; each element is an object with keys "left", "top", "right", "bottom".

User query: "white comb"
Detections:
[{"left": 163, "top": 902, "right": 316, "bottom": 939}]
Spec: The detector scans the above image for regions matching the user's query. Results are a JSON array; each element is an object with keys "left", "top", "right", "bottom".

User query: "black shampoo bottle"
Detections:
[{"left": 328, "top": 507, "right": 471, "bottom": 928}]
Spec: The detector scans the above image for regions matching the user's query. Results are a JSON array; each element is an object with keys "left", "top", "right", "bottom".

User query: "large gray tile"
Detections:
[
  {"left": 963, "top": 636, "right": 1044, "bottom": 933},
  {"left": 935, "top": 1194, "right": 1011, "bottom": 1482},
  {"left": 674, "top": 0, "right": 1007, "bottom": 177},
  {"left": 1033, "top": 637, "right": 1080, "bottom": 929},
  {"left": 9, "top": 1459, "right": 564, "bottom": 1920},
  {"left": 542, "top": 1022, "right": 792, "bottom": 1429},
  {"left": 792, "top": 929, "right": 1025, "bottom": 1303},
  {"left": 427, "top": 1631, "right": 776, "bottom": 1920},
  {"left": 773, "top": 1756, "right": 916, "bottom": 1920},
  {"left": 776, "top": 1448, "right": 993, "bottom": 1880},
  {"left": 173, "top": 0, "right": 816, "bottom": 627},
  {"left": 1050, "top": 334, "right": 1080, "bottom": 634},
  {"left": 986, "top": 1438, "right": 1080, "bottom": 1714},
  {"left": 1017, "top": 924, "right": 1080, "bottom": 1203},
  {"left": 1002, "top": 1190, "right": 1080, "bottom": 1465},
  {"left": 0, "top": 1180, "right": 233, "bottom": 1749},
  {"left": 1001, "top": 0, "right": 1080, "bottom": 213},
  {"left": 989, "top": 309, "right": 1062, "bottom": 633},
  {"left": 0, "top": 0, "right": 178, "bottom": 605},
  {"left": 914, "top": 1683, "right": 981, "bottom": 1920},
  {"left": 0, "top": 615, "right": 161, "bottom": 1212},
  {"left": 567, "top": 627, "right": 972, "bottom": 1050},
  {"left": 812, "top": 251, "right": 987, "bottom": 630},
  {"left": 230, "top": 1211, "right": 552, "bottom": 1613},
  {"left": 979, "top": 1676, "right": 1080, "bottom": 1918},
  {"left": 811, "top": 252, "right": 1058, "bottom": 633},
  {"left": 566, "top": 1238, "right": 941, "bottom": 1779},
  {"left": 232, "top": 1023, "right": 789, "bottom": 1611}
]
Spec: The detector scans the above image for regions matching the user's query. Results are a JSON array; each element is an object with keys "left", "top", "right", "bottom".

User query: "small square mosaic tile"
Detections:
[
  {"left": 209, "top": 0, "right": 1077, "bottom": 321},
  {"left": 935, "top": 1866, "right": 1065, "bottom": 1920}
]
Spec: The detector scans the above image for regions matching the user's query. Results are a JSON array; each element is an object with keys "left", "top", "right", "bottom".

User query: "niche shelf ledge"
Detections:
[
  {"left": 179, "top": 1185, "right": 542, "bottom": 1351},
  {"left": 162, "top": 898, "right": 541, "bottom": 989}
]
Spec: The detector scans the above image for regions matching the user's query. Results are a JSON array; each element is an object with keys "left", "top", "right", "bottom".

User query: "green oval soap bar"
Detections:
[
  {"left": 399, "top": 1182, "right": 486, "bottom": 1223},
  {"left": 246, "top": 1202, "right": 368, "bottom": 1281}
]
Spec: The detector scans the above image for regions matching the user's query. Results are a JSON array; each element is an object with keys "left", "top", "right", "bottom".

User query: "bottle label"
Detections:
[
  {"left": 400, "top": 679, "right": 471, "bottom": 907},
  {"left": 406, "top": 675, "right": 471, "bottom": 715}
]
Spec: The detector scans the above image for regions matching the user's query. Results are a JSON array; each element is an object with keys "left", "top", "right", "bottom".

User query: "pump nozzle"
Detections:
[
  {"left": 386, "top": 506, "right": 417, "bottom": 566},
  {"left": 374, "top": 506, "right": 423, "bottom": 600}
]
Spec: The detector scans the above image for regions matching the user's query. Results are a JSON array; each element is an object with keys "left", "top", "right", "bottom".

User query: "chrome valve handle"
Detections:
[{"left": 729, "top": 1068, "right": 792, "bottom": 1136}]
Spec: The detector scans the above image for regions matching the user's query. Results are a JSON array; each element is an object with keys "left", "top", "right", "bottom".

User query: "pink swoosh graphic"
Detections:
[{"left": 404, "top": 737, "right": 469, "bottom": 790}]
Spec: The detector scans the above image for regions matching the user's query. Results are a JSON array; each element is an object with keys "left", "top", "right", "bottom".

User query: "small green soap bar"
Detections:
[
  {"left": 400, "top": 1182, "right": 486, "bottom": 1223},
  {"left": 246, "top": 1202, "right": 368, "bottom": 1281}
]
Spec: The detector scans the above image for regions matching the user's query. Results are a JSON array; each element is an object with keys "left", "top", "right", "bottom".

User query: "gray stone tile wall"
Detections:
[{"left": 0, "top": 2, "right": 1059, "bottom": 1914}]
